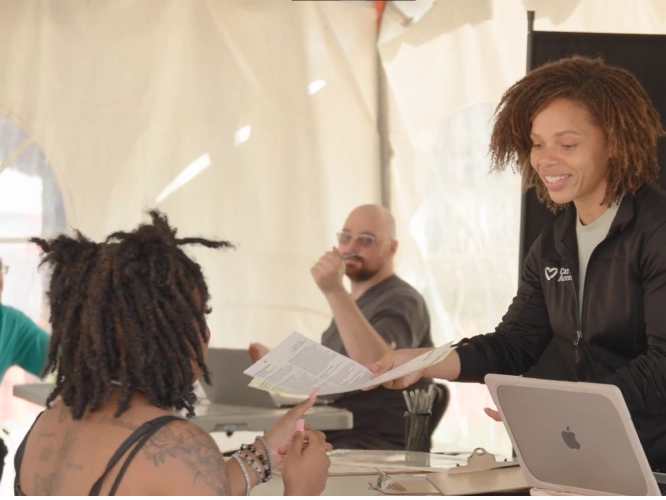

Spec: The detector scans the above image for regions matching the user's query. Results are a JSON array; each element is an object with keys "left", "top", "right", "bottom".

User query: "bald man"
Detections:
[{"left": 250, "top": 205, "right": 434, "bottom": 450}]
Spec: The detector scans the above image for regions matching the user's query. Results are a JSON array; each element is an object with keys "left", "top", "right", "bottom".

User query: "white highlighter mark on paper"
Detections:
[{"left": 243, "top": 332, "right": 452, "bottom": 396}]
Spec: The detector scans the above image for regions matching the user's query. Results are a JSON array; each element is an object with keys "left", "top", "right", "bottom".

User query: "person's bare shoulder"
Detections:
[{"left": 135, "top": 419, "right": 231, "bottom": 496}]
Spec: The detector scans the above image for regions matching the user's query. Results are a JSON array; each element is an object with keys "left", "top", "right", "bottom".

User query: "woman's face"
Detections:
[{"left": 530, "top": 98, "right": 611, "bottom": 216}]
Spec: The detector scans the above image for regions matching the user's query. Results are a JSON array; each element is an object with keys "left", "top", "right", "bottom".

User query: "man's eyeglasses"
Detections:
[{"left": 336, "top": 231, "right": 377, "bottom": 248}]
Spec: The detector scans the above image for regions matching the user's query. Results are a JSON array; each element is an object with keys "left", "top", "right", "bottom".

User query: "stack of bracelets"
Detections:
[{"left": 231, "top": 436, "right": 274, "bottom": 495}]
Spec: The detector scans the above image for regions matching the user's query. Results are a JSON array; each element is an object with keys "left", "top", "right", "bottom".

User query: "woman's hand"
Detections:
[
  {"left": 366, "top": 347, "right": 461, "bottom": 389},
  {"left": 281, "top": 429, "right": 331, "bottom": 496},
  {"left": 262, "top": 391, "right": 319, "bottom": 465},
  {"left": 248, "top": 342, "right": 270, "bottom": 363},
  {"left": 484, "top": 407, "right": 502, "bottom": 422},
  {"left": 365, "top": 348, "right": 431, "bottom": 389}
]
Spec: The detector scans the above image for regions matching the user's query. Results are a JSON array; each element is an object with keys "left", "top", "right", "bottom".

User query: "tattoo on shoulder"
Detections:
[
  {"left": 33, "top": 471, "right": 63, "bottom": 496},
  {"left": 141, "top": 422, "right": 230, "bottom": 495},
  {"left": 98, "top": 414, "right": 139, "bottom": 431},
  {"left": 57, "top": 432, "right": 77, "bottom": 460},
  {"left": 32, "top": 431, "right": 80, "bottom": 495},
  {"left": 57, "top": 405, "right": 68, "bottom": 423},
  {"left": 39, "top": 447, "right": 53, "bottom": 462}
]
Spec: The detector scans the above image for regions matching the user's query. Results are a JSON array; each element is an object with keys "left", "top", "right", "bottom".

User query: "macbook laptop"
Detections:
[
  {"left": 485, "top": 374, "right": 661, "bottom": 496},
  {"left": 200, "top": 348, "right": 328, "bottom": 408}
]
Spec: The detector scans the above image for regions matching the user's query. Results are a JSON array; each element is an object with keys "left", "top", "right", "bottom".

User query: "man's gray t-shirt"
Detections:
[{"left": 321, "top": 274, "right": 433, "bottom": 450}]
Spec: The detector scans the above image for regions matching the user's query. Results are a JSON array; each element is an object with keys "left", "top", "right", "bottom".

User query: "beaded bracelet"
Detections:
[
  {"left": 231, "top": 453, "right": 251, "bottom": 496},
  {"left": 240, "top": 443, "right": 271, "bottom": 483},
  {"left": 256, "top": 436, "right": 273, "bottom": 480}
]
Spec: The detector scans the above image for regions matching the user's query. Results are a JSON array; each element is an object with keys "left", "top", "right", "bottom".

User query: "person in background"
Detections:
[
  {"left": 370, "top": 56, "right": 666, "bottom": 471},
  {"left": 250, "top": 204, "right": 434, "bottom": 450},
  {"left": 14, "top": 211, "right": 330, "bottom": 496},
  {"left": 0, "top": 257, "right": 50, "bottom": 481}
]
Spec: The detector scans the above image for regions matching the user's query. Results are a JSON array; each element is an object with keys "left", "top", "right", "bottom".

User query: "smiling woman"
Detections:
[
  {"left": 489, "top": 56, "right": 663, "bottom": 217},
  {"left": 369, "top": 55, "right": 666, "bottom": 473}
]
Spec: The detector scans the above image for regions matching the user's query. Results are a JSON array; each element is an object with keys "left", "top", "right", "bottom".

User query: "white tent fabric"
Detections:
[
  {"left": 379, "top": 0, "right": 666, "bottom": 456},
  {"left": 0, "top": 0, "right": 380, "bottom": 451},
  {"left": 0, "top": 0, "right": 380, "bottom": 352}
]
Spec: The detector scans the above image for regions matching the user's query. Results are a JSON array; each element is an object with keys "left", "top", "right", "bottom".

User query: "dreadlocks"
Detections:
[
  {"left": 489, "top": 55, "right": 665, "bottom": 211},
  {"left": 31, "top": 210, "right": 234, "bottom": 419}
]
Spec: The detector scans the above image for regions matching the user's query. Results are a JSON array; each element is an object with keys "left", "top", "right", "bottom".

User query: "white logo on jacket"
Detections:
[{"left": 544, "top": 267, "right": 572, "bottom": 282}]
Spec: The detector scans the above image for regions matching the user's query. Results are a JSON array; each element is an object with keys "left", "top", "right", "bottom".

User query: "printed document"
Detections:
[{"left": 244, "top": 332, "right": 452, "bottom": 396}]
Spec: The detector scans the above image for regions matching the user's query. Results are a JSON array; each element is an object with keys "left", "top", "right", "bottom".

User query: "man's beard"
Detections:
[{"left": 344, "top": 256, "right": 379, "bottom": 283}]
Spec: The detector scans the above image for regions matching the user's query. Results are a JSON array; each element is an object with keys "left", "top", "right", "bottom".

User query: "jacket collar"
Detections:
[
  {"left": 552, "top": 185, "right": 644, "bottom": 277},
  {"left": 554, "top": 185, "right": 642, "bottom": 244}
]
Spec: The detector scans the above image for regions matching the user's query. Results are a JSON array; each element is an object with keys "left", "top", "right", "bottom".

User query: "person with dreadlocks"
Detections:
[
  {"left": 369, "top": 55, "right": 666, "bottom": 470},
  {"left": 12, "top": 210, "right": 331, "bottom": 496}
]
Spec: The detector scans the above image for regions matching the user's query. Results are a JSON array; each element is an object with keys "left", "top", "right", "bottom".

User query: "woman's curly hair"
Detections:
[{"left": 489, "top": 55, "right": 665, "bottom": 211}]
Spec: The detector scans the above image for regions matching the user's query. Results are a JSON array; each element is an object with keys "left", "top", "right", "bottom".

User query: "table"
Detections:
[
  {"left": 252, "top": 473, "right": 425, "bottom": 496},
  {"left": 13, "top": 383, "right": 353, "bottom": 433}
]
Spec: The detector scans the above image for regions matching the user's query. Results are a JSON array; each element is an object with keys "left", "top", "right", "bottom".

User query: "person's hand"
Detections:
[
  {"left": 484, "top": 407, "right": 502, "bottom": 422},
  {"left": 276, "top": 428, "right": 332, "bottom": 457},
  {"left": 262, "top": 391, "right": 318, "bottom": 466},
  {"left": 365, "top": 348, "right": 431, "bottom": 390},
  {"left": 248, "top": 342, "right": 270, "bottom": 363},
  {"left": 311, "top": 248, "right": 346, "bottom": 294},
  {"left": 281, "top": 428, "right": 331, "bottom": 496}
]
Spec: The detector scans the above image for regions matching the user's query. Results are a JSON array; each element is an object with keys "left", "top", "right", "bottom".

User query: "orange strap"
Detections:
[{"left": 375, "top": 1, "right": 386, "bottom": 31}]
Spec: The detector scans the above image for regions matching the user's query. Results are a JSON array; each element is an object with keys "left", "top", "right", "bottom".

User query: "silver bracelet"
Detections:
[
  {"left": 231, "top": 453, "right": 251, "bottom": 496},
  {"left": 240, "top": 451, "right": 263, "bottom": 484},
  {"left": 256, "top": 436, "right": 273, "bottom": 480}
]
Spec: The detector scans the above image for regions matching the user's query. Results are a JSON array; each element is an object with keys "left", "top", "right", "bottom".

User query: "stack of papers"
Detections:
[{"left": 243, "top": 332, "right": 452, "bottom": 396}]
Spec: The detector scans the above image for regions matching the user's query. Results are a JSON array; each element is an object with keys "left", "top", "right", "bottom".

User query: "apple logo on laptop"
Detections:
[{"left": 561, "top": 426, "right": 581, "bottom": 450}]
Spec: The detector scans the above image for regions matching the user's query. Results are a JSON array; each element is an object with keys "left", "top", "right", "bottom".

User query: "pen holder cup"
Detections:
[{"left": 404, "top": 412, "right": 431, "bottom": 465}]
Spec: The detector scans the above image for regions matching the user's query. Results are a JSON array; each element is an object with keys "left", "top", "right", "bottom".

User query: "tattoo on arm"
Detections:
[{"left": 141, "top": 422, "right": 231, "bottom": 495}]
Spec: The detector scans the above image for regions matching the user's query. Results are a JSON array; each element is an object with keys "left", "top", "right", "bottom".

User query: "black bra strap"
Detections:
[
  {"left": 107, "top": 418, "right": 176, "bottom": 496},
  {"left": 14, "top": 410, "right": 45, "bottom": 475},
  {"left": 89, "top": 415, "right": 182, "bottom": 496}
]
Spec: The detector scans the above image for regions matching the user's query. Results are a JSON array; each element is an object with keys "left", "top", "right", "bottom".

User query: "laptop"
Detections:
[
  {"left": 485, "top": 374, "right": 661, "bottom": 496},
  {"left": 200, "top": 348, "right": 328, "bottom": 408}
]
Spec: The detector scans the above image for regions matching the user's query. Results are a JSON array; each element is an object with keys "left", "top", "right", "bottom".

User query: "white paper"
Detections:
[
  {"left": 243, "top": 332, "right": 452, "bottom": 396},
  {"left": 329, "top": 449, "right": 469, "bottom": 472}
]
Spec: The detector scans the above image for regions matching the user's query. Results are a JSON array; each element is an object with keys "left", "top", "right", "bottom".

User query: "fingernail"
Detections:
[{"left": 296, "top": 419, "right": 305, "bottom": 432}]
